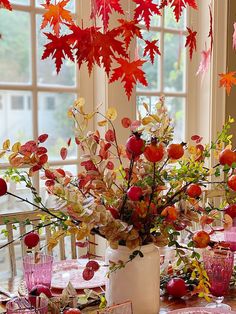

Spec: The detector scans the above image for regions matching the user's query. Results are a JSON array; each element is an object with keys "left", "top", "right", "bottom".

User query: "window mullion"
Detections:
[{"left": 30, "top": 0, "right": 40, "bottom": 192}]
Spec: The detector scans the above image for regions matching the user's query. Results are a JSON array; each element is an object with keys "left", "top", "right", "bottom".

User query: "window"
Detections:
[
  {"left": 11, "top": 95, "right": 24, "bottom": 110},
  {"left": 136, "top": 5, "right": 187, "bottom": 143},
  {"left": 0, "top": 0, "right": 79, "bottom": 213},
  {"left": 45, "top": 96, "right": 55, "bottom": 110}
]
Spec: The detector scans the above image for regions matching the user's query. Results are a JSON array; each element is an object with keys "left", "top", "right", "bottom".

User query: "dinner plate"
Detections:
[
  {"left": 51, "top": 259, "right": 107, "bottom": 290},
  {"left": 167, "top": 307, "right": 236, "bottom": 314}
]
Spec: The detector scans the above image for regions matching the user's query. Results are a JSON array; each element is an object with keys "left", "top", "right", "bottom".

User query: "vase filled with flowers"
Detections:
[{"left": 0, "top": 97, "right": 236, "bottom": 313}]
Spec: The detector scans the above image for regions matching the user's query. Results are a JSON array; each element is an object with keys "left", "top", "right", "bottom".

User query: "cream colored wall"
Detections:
[{"left": 225, "top": 0, "right": 236, "bottom": 147}]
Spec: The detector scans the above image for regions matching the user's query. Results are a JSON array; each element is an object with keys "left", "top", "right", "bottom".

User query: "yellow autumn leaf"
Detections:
[
  {"left": 3, "top": 139, "right": 10, "bottom": 150},
  {"left": 106, "top": 107, "right": 117, "bottom": 121},
  {"left": 47, "top": 238, "right": 58, "bottom": 252},
  {"left": 85, "top": 112, "right": 96, "bottom": 120},
  {"left": 142, "top": 102, "right": 149, "bottom": 112},
  {"left": 98, "top": 120, "right": 108, "bottom": 127},
  {"left": 0, "top": 151, "right": 6, "bottom": 158},
  {"left": 228, "top": 116, "right": 234, "bottom": 123},
  {"left": 142, "top": 116, "right": 154, "bottom": 125},
  {"left": 12, "top": 142, "right": 21, "bottom": 153},
  {"left": 149, "top": 114, "right": 161, "bottom": 122}
]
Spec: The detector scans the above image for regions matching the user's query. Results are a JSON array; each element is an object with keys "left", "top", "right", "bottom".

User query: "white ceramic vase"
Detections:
[{"left": 105, "top": 243, "right": 160, "bottom": 314}]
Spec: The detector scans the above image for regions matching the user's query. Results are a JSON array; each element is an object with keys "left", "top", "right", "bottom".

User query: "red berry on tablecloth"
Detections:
[
  {"left": 166, "top": 278, "right": 187, "bottom": 298},
  {"left": 86, "top": 260, "right": 100, "bottom": 271},
  {"left": 24, "top": 232, "right": 40, "bottom": 249},
  {"left": 0, "top": 178, "right": 7, "bottom": 196},
  {"left": 82, "top": 267, "right": 94, "bottom": 281}
]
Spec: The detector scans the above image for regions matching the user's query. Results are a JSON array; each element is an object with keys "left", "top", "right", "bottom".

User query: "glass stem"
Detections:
[{"left": 215, "top": 296, "right": 224, "bottom": 306}]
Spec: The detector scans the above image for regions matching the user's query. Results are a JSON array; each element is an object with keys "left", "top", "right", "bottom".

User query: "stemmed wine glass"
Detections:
[{"left": 203, "top": 248, "right": 234, "bottom": 310}]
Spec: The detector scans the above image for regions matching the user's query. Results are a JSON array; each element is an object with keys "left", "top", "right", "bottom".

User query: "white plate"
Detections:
[
  {"left": 51, "top": 259, "right": 107, "bottom": 290},
  {"left": 167, "top": 307, "right": 236, "bottom": 314}
]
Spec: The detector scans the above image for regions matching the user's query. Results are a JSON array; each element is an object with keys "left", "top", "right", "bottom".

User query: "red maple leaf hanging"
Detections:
[
  {"left": 0, "top": 0, "right": 12, "bottom": 10},
  {"left": 110, "top": 58, "right": 148, "bottom": 99},
  {"left": 219, "top": 71, "right": 236, "bottom": 96},
  {"left": 97, "top": 29, "right": 128, "bottom": 74},
  {"left": 133, "top": 0, "right": 161, "bottom": 30},
  {"left": 185, "top": 27, "right": 197, "bottom": 60},
  {"left": 117, "top": 19, "right": 143, "bottom": 49},
  {"left": 68, "top": 25, "right": 100, "bottom": 74},
  {"left": 170, "top": 0, "right": 197, "bottom": 22},
  {"left": 90, "top": 0, "right": 124, "bottom": 32},
  {"left": 41, "top": 0, "right": 73, "bottom": 37},
  {"left": 143, "top": 40, "right": 161, "bottom": 64},
  {"left": 42, "top": 33, "right": 74, "bottom": 73}
]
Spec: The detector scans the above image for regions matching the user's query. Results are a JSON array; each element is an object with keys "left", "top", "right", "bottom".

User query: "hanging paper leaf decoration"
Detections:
[
  {"left": 67, "top": 25, "right": 127, "bottom": 75},
  {"left": 110, "top": 58, "right": 148, "bottom": 99},
  {"left": 143, "top": 40, "right": 161, "bottom": 64},
  {"left": 219, "top": 71, "right": 236, "bottom": 96},
  {"left": 67, "top": 25, "right": 99, "bottom": 74},
  {"left": 208, "top": 5, "right": 213, "bottom": 52},
  {"left": 133, "top": 0, "right": 161, "bottom": 30},
  {"left": 96, "top": 29, "right": 128, "bottom": 74},
  {"left": 170, "top": 0, "right": 197, "bottom": 22},
  {"left": 117, "top": 19, "right": 143, "bottom": 49},
  {"left": 196, "top": 48, "right": 211, "bottom": 77},
  {"left": 185, "top": 27, "right": 197, "bottom": 60},
  {"left": 41, "top": 0, "right": 73, "bottom": 37},
  {"left": 42, "top": 33, "right": 74, "bottom": 73},
  {"left": 0, "top": 0, "right": 12, "bottom": 10},
  {"left": 159, "top": 0, "right": 168, "bottom": 9},
  {"left": 233, "top": 22, "right": 236, "bottom": 51},
  {"left": 90, "top": 0, "right": 124, "bottom": 32}
]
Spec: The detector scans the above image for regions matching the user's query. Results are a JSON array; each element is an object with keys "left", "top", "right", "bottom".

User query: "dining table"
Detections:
[{"left": 1, "top": 275, "right": 236, "bottom": 313}]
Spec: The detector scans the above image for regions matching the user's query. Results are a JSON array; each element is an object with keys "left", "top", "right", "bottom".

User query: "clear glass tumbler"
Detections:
[
  {"left": 203, "top": 248, "right": 234, "bottom": 310},
  {"left": 6, "top": 296, "right": 48, "bottom": 313},
  {"left": 23, "top": 253, "right": 53, "bottom": 291}
]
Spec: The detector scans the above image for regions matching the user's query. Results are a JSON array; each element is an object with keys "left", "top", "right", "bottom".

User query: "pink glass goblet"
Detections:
[
  {"left": 203, "top": 248, "right": 234, "bottom": 310},
  {"left": 6, "top": 296, "right": 48, "bottom": 313},
  {"left": 23, "top": 253, "right": 53, "bottom": 291},
  {"left": 224, "top": 226, "right": 236, "bottom": 251}
]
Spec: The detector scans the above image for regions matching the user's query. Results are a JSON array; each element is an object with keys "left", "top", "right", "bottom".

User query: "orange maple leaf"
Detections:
[
  {"left": 219, "top": 71, "right": 236, "bottom": 96},
  {"left": 41, "top": 0, "right": 73, "bottom": 37}
]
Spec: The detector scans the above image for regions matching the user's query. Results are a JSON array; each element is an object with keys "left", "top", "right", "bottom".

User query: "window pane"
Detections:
[
  {"left": 165, "top": 97, "right": 185, "bottom": 142},
  {"left": 36, "top": 15, "right": 76, "bottom": 86},
  {"left": 137, "top": 31, "right": 160, "bottom": 92},
  {"left": 163, "top": 32, "right": 185, "bottom": 92},
  {"left": 0, "top": 11, "right": 31, "bottom": 83},
  {"left": 11, "top": 0, "right": 29, "bottom": 5},
  {"left": 38, "top": 92, "right": 77, "bottom": 160},
  {"left": 164, "top": 6, "right": 186, "bottom": 30},
  {"left": 0, "top": 90, "right": 33, "bottom": 143},
  {"left": 36, "top": 0, "right": 75, "bottom": 12}
]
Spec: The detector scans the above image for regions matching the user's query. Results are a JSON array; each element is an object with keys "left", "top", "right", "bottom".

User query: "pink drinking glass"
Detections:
[
  {"left": 23, "top": 253, "right": 53, "bottom": 291},
  {"left": 6, "top": 296, "right": 48, "bottom": 313},
  {"left": 203, "top": 248, "right": 234, "bottom": 310},
  {"left": 224, "top": 226, "right": 236, "bottom": 251}
]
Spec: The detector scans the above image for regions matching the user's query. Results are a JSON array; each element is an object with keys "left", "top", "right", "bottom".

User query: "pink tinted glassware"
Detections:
[
  {"left": 23, "top": 253, "right": 53, "bottom": 291},
  {"left": 224, "top": 226, "right": 236, "bottom": 251},
  {"left": 6, "top": 296, "right": 48, "bottom": 313},
  {"left": 203, "top": 249, "right": 234, "bottom": 310}
]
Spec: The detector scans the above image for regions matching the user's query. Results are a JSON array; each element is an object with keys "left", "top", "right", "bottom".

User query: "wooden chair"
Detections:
[{"left": 0, "top": 211, "right": 95, "bottom": 276}]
